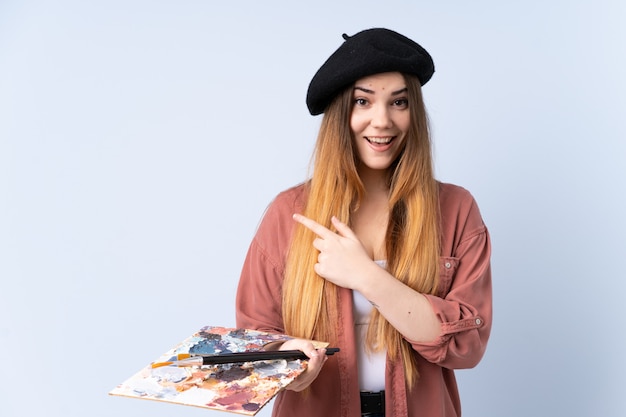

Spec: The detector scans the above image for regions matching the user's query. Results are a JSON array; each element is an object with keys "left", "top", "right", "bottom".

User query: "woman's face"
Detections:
[{"left": 350, "top": 71, "right": 410, "bottom": 172}]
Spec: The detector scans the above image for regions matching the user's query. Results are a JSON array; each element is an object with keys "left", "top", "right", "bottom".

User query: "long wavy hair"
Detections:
[{"left": 282, "top": 73, "right": 440, "bottom": 387}]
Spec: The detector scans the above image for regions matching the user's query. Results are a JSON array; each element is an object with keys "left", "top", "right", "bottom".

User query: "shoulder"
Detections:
[
  {"left": 438, "top": 182, "right": 487, "bottom": 244},
  {"left": 252, "top": 183, "right": 308, "bottom": 254},
  {"left": 264, "top": 182, "right": 308, "bottom": 220},
  {"left": 438, "top": 182, "right": 475, "bottom": 206},
  {"left": 439, "top": 182, "right": 483, "bottom": 217}
]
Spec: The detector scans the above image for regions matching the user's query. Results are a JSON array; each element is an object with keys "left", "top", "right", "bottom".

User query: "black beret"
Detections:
[{"left": 306, "top": 28, "right": 435, "bottom": 115}]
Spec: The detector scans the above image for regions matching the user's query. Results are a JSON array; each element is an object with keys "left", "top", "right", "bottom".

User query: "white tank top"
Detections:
[{"left": 352, "top": 260, "right": 387, "bottom": 392}]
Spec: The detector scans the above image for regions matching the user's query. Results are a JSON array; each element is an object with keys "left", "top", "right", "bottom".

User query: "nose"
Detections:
[{"left": 370, "top": 104, "right": 393, "bottom": 129}]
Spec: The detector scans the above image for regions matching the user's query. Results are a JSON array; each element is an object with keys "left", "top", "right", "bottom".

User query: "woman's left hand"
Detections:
[
  {"left": 279, "top": 338, "right": 328, "bottom": 392},
  {"left": 292, "top": 214, "right": 377, "bottom": 290}
]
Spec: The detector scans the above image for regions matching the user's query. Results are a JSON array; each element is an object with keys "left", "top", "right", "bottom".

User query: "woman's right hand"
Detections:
[{"left": 279, "top": 338, "right": 328, "bottom": 392}]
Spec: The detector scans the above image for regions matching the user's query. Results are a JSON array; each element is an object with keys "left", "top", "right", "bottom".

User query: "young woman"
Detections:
[{"left": 236, "top": 28, "right": 492, "bottom": 417}]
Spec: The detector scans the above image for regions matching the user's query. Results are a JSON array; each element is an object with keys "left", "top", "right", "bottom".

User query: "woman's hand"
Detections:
[
  {"left": 294, "top": 213, "right": 442, "bottom": 343},
  {"left": 279, "top": 338, "right": 328, "bottom": 392},
  {"left": 292, "top": 214, "right": 378, "bottom": 290}
]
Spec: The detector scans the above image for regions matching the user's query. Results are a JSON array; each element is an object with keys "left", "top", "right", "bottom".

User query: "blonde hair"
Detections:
[{"left": 282, "top": 74, "right": 440, "bottom": 387}]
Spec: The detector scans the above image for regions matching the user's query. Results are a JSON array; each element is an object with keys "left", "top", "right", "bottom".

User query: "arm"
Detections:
[
  {"left": 293, "top": 197, "right": 492, "bottom": 369},
  {"left": 236, "top": 187, "right": 301, "bottom": 333},
  {"left": 235, "top": 188, "right": 330, "bottom": 390},
  {"left": 292, "top": 214, "right": 441, "bottom": 343},
  {"left": 235, "top": 237, "right": 285, "bottom": 334},
  {"left": 354, "top": 262, "right": 443, "bottom": 343},
  {"left": 410, "top": 224, "right": 492, "bottom": 369}
]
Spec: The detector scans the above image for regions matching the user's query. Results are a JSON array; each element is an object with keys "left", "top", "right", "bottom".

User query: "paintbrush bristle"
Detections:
[
  {"left": 150, "top": 353, "right": 191, "bottom": 368},
  {"left": 151, "top": 361, "right": 173, "bottom": 369}
]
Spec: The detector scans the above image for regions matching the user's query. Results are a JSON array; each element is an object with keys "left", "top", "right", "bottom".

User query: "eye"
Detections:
[
  {"left": 354, "top": 98, "right": 369, "bottom": 106},
  {"left": 393, "top": 98, "right": 409, "bottom": 108}
]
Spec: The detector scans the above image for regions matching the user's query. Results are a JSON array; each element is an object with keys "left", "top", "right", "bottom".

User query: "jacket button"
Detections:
[
  {"left": 475, "top": 318, "right": 482, "bottom": 325},
  {"left": 444, "top": 262, "right": 451, "bottom": 269}
]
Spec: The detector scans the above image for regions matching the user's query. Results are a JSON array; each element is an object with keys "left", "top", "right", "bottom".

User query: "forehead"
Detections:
[{"left": 353, "top": 72, "right": 406, "bottom": 90}]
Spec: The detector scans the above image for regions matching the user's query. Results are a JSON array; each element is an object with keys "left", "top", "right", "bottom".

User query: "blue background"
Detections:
[{"left": 1, "top": 1, "right": 624, "bottom": 416}]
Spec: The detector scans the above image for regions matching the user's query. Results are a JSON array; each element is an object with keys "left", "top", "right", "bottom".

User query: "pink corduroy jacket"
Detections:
[{"left": 236, "top": 182, "right": 492, "bottom": 417}]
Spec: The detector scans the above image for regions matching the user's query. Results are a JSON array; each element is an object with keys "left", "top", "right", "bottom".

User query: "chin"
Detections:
[{"left": 362, "top": 162, "right": 394, "bottom": 171}]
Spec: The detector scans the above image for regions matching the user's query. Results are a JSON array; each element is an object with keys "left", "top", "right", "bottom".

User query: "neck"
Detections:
[{"left": 358, "top": 165, "right": 391, "bottom": 197}]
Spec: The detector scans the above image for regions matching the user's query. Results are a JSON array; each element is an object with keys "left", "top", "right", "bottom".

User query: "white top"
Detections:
[{"left": 352, "top": 260, "right": 387, "bottom": 392}]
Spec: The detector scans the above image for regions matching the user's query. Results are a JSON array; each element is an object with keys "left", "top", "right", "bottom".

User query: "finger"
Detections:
[
  {"left": 293, "top": 213, "right": 334, "bottom": 238},
  {"left": 287, "top": 349, "right": 327, "bottom": 392},
  {"left": 312, "top": 237, "right": 325, "bottom": 251},
  {"left": 310, "top": 349, "right": 328, "bottom": 373},
  {"left": 306, "top": 348, "right": 320, "bottom": 359},
  {"left": 314, "top": 261, "right": 321, "bottom": 274},
  {"left": 330, "top": 216, "right": 358, "bottom": 239},
  {"left": 304, "top": 348, "right": 327, "bottom": 367},
  {"left": 279, "top": 338, "right": 315, "bottom": 354}
]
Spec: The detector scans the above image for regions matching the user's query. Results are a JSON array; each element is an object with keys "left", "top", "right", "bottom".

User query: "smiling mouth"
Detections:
[{"left": 365, "top": 136, "right": 394, "bottom": 144}]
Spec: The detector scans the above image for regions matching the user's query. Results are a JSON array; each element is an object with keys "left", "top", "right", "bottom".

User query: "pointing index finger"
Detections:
[{"left": 292, "top": 213, "right": 333, "bottom": 238}]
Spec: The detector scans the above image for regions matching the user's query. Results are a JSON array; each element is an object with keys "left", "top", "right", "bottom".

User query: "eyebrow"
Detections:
[{"left": 353, "top": 86, "right": 408, "bottom": 95}]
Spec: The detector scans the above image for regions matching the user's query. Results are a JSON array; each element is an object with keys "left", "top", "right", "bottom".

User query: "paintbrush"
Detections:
[{"left": 151, "top": 348, "right": 340, "bottom": 368}]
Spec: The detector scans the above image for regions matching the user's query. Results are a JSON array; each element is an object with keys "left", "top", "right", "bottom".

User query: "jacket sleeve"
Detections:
[
  {"left": 407, "top": 194, "right": 493, "bottom": 370},
  {"left": 235, "top": 189, "right": 300, "bottom": 334},
  {"left": 236, "top": 237, "right": 286, "bottom": 333}
]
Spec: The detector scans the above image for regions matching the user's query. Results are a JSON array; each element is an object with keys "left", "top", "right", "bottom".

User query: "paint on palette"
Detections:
[{"left": 109, "top": 326, "right": 325, "bottom": 416}]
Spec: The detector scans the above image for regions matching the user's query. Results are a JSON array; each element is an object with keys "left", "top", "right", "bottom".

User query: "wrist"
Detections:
[{"left": 354, "top": 260, "right": 389, "bottom": 297}]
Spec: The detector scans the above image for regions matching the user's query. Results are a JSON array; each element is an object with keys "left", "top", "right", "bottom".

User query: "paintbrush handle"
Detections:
[{"left": 195, "top": 348, "right": 340, "bottom": 365}]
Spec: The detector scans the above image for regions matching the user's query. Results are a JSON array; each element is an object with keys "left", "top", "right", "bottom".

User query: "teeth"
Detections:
[{"left": 367, "top": 136, "right": 393, "bottom": 144}]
